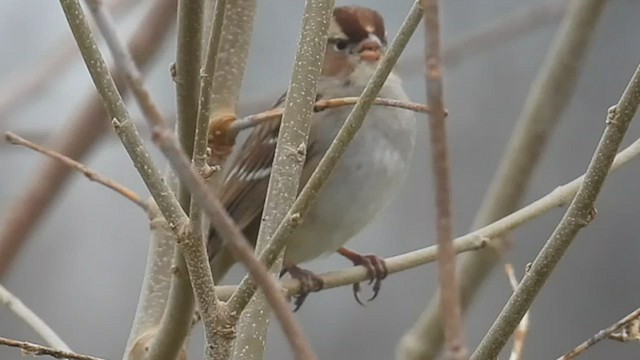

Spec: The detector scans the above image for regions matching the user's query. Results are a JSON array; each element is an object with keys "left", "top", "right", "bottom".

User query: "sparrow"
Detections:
[{"left": 208, "top": 6, "right": 416, "bottom": 309}]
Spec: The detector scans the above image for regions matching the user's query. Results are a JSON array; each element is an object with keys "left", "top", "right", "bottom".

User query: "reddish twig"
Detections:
[{"left": 423, "top": 0, "right": 467, "bottom": 359}]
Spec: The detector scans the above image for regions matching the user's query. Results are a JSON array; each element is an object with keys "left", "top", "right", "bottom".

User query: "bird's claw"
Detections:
[
  {"left": 286, "top": 265, "right": 324, "bottom": 312},
  {"left": 348, "top": 254, "right": 388, "bottom": 305}
]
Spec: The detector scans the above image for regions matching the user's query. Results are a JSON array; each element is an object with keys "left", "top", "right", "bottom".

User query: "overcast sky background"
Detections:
[{"left": 1, "top": 0, "right": 639, "bottom": 359}]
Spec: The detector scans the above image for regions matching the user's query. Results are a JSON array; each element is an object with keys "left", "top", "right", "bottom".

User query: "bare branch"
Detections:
[
  {"left": 398, "top": 0, "right": 609, "bottom": 357},
  {"left": 230, "top": 1, "right": 335, "bottom": 359},
  {"left": 5, "top": 132, "right": 149, "bottom": 212},
  {"left": 0, "top": 284, "right": 71, "bottom": 351},
  {"left": 471, "top": 62, "right": 640, "bottom": 359},
  {"left": 0, "top": 0, "right": 176, "bottom": 278},
  {"left": 0, "top": 336, "right": 102, "bottom": 360},
  {"left": 422, "top": 0, "right": 466, "bottom": 359},
  {"left": 210, "top": 127, "right": 640, "bottom": 300},
  {"left": 557, "top": 307, "right": 640, "bottom": 359},
  {"left": 69, "top": 1, "right": 311, "bottom": 358},
  {"left": 82, "top": 1, "right": 223, "bottom": 358}
]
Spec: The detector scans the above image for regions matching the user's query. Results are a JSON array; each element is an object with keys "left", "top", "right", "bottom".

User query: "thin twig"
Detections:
[
  {"left": 423, "top": 0, "right": 466, "bottom": 359},
  {"left": 5, "top": 132, "right": 148, "bottom": 212},
  {"left": 505, "top": 264, "right": 530, "bottom": 360},
  {"left": 398, "top": 1, "right": 609, "bottom": 357},
  {"left": 0, "top": 336, "right": 102, "bottom": 360},
  {"left": 470, "top": 62, "right": 640, "bottom": 359},
  {"left": 188, "top": 0, "right": 228, "bottom": 357},
  {"left": 0, "top": 0, "right": 176, "bottom": 278},
  {"left": 227, "top": 0, "right": 424, "bottom": 314},
  {"left": 556, "top": 307, "right": 640, "bottom": 359},
  {"left": 228, "top": 97, "right": 432, "bottom": 133},
  {"left": 0, "top": 284, "right": 71, "bottom": 351}
]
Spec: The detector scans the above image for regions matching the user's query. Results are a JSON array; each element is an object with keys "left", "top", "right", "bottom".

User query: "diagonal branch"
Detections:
[
  {"left": 557, "top": 307, "right": 640, "bottom": 359},
  {"left": 5, "top": 132, "right": 148, "bottom": 212},
  {"left": 0, "top": 337, "right": 101, "bottom": 360},
  {"left": 0, "top": 284, "right": 71, "bottom": 351},
  {"left": 470, "top": 61, "right": 640, "bottom": 359}
]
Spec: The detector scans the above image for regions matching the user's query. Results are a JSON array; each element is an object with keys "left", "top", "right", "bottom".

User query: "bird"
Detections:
[{"left": 208, "top": 5, "right": 416, "bottom": 309}]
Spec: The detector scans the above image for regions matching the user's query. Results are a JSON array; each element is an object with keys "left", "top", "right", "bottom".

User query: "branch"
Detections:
[
  {"left": 423, "top": 0, "right": 466, "bottom": 359},
  {"left": 556, "top": 308, "right": 640, "bottom": 359},
  {"left": 0, "top": 284, "right": 70, "bottom": 351},
  {"left": 203, "top": 133, "right": 640, "bottom": 299},
  {"left": 0, "top": 337, "right": 102, "bottom": 360},
  {"left": 5, "top": 132, "right": 148, "bottom": 212},
  {"left": 470, "top": 62, "right": 640, "bottom": 359},
  {"left": 68, "top": 1, "right": 311, "bottom": 359},
  {"left": 228, "top": 97, "right": 432, "bottom": 133},
  {"left": 82, "top": 1, "right": 221, "bottom": 359},
  {"left": 227, "top": 0, "right": 424, "bottom": 314},
  {"left": 230, "top": 1, "right": 334, "bottom": 359},
  {"left": 397, "top": 1, "right": 609, "bottom": 357},
  {"left": 0, "top": 0, "right": 176, "bottom": 278}
]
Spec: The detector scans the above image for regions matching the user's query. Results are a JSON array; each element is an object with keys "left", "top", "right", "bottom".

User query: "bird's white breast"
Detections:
[{"left": 284, "top": 72, "right": 416, "bottom": 264}]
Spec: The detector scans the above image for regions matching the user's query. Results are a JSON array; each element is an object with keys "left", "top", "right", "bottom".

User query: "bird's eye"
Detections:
[{"left": 332, "top": 39, "right": 349, "bottom": 52}]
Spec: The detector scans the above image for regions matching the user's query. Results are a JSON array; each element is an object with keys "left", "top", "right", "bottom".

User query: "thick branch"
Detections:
[
  {"left": 231, "top": 1, "right": 334, "bottom": 359},
  {"left": 470, "top": 62, "right": 640, "bottom": 359}
]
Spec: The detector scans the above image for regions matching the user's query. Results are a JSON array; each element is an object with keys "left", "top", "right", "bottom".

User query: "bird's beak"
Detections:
[{"left": 357, "top": 37, "right": 382, "bottom": 63}]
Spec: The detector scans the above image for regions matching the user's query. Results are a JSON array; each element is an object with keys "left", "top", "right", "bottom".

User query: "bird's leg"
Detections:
[
  {"left": 283, "top": 263, "right": 324, "bottom": 311},
  {"left": 337, "top": 247, "right": 388, "bottom": 305}
]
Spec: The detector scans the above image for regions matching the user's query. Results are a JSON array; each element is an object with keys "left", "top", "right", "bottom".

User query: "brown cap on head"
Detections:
[{"left": 332, "top": 6, "right": 386, "bottom": 45}]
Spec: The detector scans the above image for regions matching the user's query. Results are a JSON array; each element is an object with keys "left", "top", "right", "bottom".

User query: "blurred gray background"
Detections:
[{"left": 1, "top": 0, "right": 639, "bottom": 359}]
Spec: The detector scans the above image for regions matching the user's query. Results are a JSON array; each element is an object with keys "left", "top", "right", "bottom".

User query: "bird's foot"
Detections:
[
  {"left": 285, "top": 265, "right": 324, "bottom": 311},
  {"left": 338, "top": 248, "right": 388, "bottom": 305}
]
